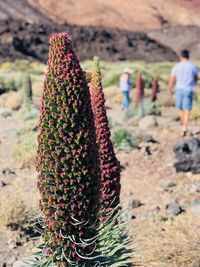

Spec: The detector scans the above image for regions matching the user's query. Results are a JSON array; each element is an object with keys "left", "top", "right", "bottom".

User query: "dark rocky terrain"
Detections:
[
  {"left": 0, "top": 19, "right": 178, "bottom": 63},
  {"left": 0, "top": 0, "right": 179, "bottom": 62},
  {"left": 26, "top": 0, "right": 200, "bottom": 61},
  {"left": 1, "top": 99, "right": 200, "bottom": 266},
  {"left": 148, "top": 25, "right": 200, "bottom": 60},
  {"left": 2, "top": 0, "right": 200, "bottom": 63}
]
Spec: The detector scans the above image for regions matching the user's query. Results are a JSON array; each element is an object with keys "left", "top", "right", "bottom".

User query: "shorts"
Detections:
[{"left": 176, "top": 90, "right": 193, "bottom": 110}]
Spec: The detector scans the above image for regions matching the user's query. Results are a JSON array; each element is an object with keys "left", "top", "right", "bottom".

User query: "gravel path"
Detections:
[{"left": 0, "top": 107, "right": 200, "bottom": 266}]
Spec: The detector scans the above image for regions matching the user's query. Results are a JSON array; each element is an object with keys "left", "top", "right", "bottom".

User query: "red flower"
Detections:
[
  {"left": 89, "top": 57, "right": 121, "bottom": 216},
  {"left": 37, "top": 33, "right": 100, "bottom": 265}
]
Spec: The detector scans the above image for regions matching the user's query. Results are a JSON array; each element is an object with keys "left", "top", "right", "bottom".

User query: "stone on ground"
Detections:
[
  {"left": 128, "top": 199, "right": 142, "bottom": 209},
  {"left": 159, "top": 179, "right": 177, "bottom": 190},
  {"left": 165, "top": 202, "right": 184, "bottom": 216},
  {"left": 173, "top": 137, "right": 200, "bottom": 173}
]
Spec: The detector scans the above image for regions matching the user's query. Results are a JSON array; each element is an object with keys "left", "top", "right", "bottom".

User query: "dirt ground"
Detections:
[{"left": 0, "top": 104, "right": 200, "bottom": 267}]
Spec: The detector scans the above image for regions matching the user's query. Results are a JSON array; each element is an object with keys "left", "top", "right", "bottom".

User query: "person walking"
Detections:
[
  {"left": 168, "top": 50, "right": 198, "bottom": 136},
  {"left": 120, "top": 68, "right": 132, "bottom": 110}
]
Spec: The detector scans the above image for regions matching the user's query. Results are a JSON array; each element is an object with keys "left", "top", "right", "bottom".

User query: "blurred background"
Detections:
[
  {"left": 1, "top": 0, "right": 200, "bottom": 62},
  {"left": 1, "top": 1, "right": 200, "bottom": 267}
]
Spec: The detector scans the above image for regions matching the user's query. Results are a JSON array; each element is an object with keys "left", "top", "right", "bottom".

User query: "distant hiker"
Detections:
[
  {"left": 135, "top": 72, "right": 144, "bottom": 106},
  {"left": 151, "top": 79, "right": 159, "bottom": 102},
  {"left": 168, "top": 49, "right": 198, "bottom": 136},
  {"left": 120, "top": 68, "right": 132, "bottom": 109}
]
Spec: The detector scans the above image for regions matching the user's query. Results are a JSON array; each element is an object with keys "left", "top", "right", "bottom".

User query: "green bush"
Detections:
[
  {"left": 124, "top": 108, "right": 137, "bottom": 120},
  {"left": 0, "top": 72, "right": 23, "bottom": 93},
  {"left": 82, "top": 60, "right": 154, "bottom": 88},
  {"left": 112, "top": 128, "right": 138, "bottom": 150},
  {"left": 136, "top": 99, "right": 161, "bottom": 118},
  {"left": 1, "top": 111, "right": 12, "bottom": 118},
  {"left": 124, "top": 99, "right": 161, "bottom": 121},
  {"left": 104, "top": 85, "right": 123, "bottom": 104},
  {"left": 12, "top": 132, "right": 37, "bottom": 168},
  {"left": 0, "top": 60, "right": 45, "bottom": 94}
]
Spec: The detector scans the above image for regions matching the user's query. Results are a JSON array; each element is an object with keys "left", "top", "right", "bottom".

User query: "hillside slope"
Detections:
[
  {"left": 0, "top": 0, "right": 179, "bottom": 63},
  {"left": 0, "top": 0, "right": 51, "bottom": 23},
  {"left": 1, "top": 0, "right": 200, "bottom": 62},
  {"left": 0, "top": 20, "right": 177, "bottom": 63},
  {"left": 28, "top": 0, "right": 200, "bottom": 31},
  {"left": 148, "top": 25, "right": 200, "bottom": 59}
]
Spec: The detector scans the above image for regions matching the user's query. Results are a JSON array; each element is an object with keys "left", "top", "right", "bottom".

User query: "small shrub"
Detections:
[
  {"left": 142, "top": 218, "right": 200, "bottom": 267},
  {"left": 12, "top": 132, "right": 37, "bottom": 168},
  {"left": 0, "top": 189, "right": 37, "bottom": 229},
  {"left": 0, "top": 61, "right": 45, "bottom": 94},
  {"left": 0, "top": 72, "right": 23, "bottom": 94},
  {"left": 103, "top": 69, "right": 121, "bottom": 88},
  {"left": 104, "top": 85, "right": 123, "bottom": 104},
  {"left": 138, "top": 99, "right": 161, "bottom": 117},
  {"left": 112, "top": 128, "right": 138, "bottom": 150},
  {"left": 124, "top": 99, "right": 161, "bottom": 120},
  {"left": 0, "top": 61, "right": 13, "bottom": 70},
  {"left": 4, "top": 91, "right": 22, "bottom": 110},
  {"left": 1, "top": 111, "right": 12, "bottom": 118},
  {"left": 124, "top": 107, "right": 137, "bottom": 120}
]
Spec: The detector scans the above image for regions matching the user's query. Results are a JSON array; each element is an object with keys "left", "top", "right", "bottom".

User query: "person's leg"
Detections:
[
  {"left": 182, "top": 91, "right": 193, "bottom": 134},
  {"left": 176, "top": 90, "right": 183, "bottom": 124},
  {"left": 126, "top": 91, "right": 130, "bottom": 108},
  {"left": 122, "top": 91, "right": 126, "bottom": 109},
  {"left": 180, "top": 110, "right": 190, "bottom": 137},
  {"left": 123, "top": 91, "right": 129, "bottom": 109},
  {"left": 182, "top": 110, "right": 190, "bottom": 128},
  {"left": 180, "top": 110, "right": 184, "bottom": 125}
]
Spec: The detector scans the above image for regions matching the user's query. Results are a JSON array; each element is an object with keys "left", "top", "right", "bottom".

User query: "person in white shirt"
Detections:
[{"left": 119, "top": 68, "right": 132, "bottom": 110}]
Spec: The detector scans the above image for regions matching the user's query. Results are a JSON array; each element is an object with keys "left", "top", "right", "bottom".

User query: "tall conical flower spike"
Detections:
[
  {"left": 151, "top": 79, "right": 159, "bottom": 102},
  {"left": 37, "top": 33, "right": 100, "bottom": 265},
  {"left": 89, "top": 57, "right": 121, "bottom": 218},
  {"left": 135, "top": 72, "right": 144, "bottom": 106}
]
